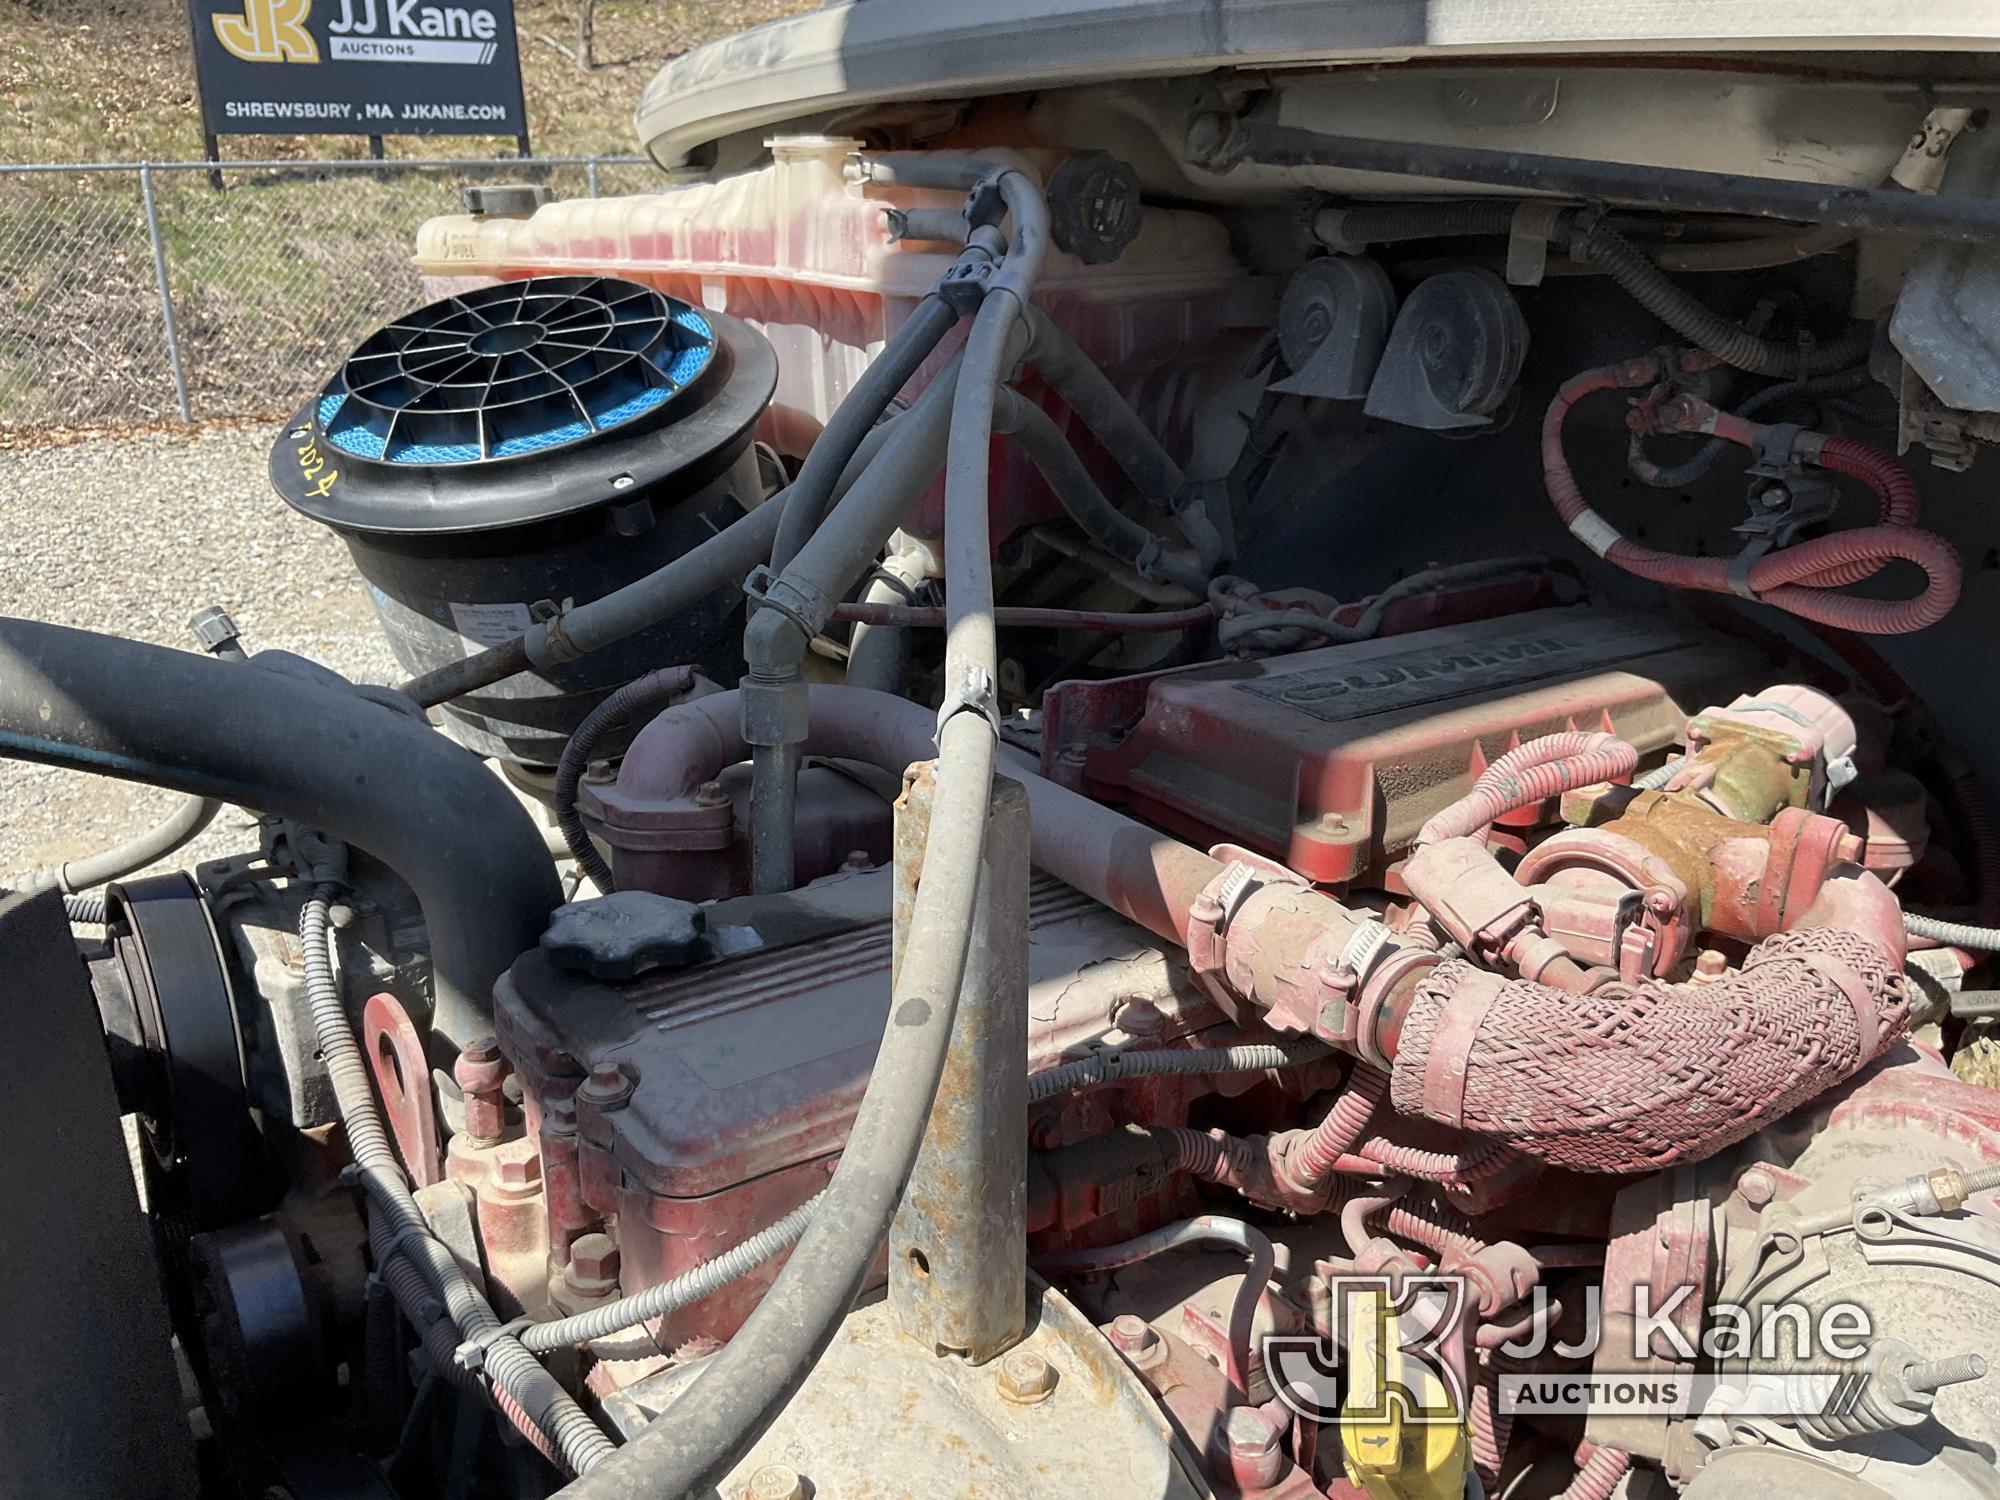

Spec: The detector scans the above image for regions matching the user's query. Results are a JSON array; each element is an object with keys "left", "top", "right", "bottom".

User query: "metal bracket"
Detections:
[
  {"left": 1504, "top": 201, "right": 1571, "bottom": 287},
  {"left": 936, "top": 663, "right": 1003, "bottom": 739}
]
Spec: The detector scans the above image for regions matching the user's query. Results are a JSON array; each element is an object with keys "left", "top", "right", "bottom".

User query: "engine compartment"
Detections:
[{"left": 12, "top": 31, "right": 2000, "bottom": 1500}]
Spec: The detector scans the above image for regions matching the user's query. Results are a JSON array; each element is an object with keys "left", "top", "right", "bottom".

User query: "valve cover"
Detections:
[{"left": 1056, "top": 607, "right": 1768, "bottom": 886}]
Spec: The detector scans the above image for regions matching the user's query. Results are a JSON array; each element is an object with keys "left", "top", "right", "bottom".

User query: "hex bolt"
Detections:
[
  {"left": 1835, "top": 831, "right": 1867, "bottom": 863},
  {"left": 1221, "top": 1406, "right": 1284, "bottom": 1490},
  {"left": 454, "top": 1035, "right": 510, "bottom": 1142},
  {"left": 566, "top": 1232, "right": 621, "bottom": 1295},
  {"left": 1907, "top": 1353, "right": 1988, "bottom": 1393},
  {"left": 996, "top": 1348, "right": 1059, "bottom": 1405},
  {"left": 578, "top": 1061, "right": 634, "bottom": 1109},
  {"left": 1113, "top": 997, "right": 1166, "bottom": 1038},
  {"left": 583, "top": 759, "right": 616, "bottom": 785},
  {"left": 493, "top": 1153, "right": 542, "bottom": 1190},
  {"left": 1106, "top": 1314, "right": 1159, "bottom": 1356},
  {"left": 743, "top": 1465, "right": 806, "bottom": 1500},
  {"left": 694, "top": 779, "right": 731, "bottom": 809},
  {"left": 1737, "top": 1168, "right": 1776, "bottom": 1208},
  {"left": 1693, "top": 950, "right": 1729, "bottom": 980}
]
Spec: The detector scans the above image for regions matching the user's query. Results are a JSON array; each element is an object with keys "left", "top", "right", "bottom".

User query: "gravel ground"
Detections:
[{"left": 1, "top": 424, "right": 400, "bottom": 887}]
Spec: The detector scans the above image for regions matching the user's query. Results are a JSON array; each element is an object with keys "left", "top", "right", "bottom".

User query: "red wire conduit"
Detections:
[{"left": 1543, "top": 359, "right": 1960, "bottom": 635}]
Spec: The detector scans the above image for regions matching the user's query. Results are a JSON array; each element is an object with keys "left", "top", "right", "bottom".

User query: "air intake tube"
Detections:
[{"left": 0, "top": 618, "right": 560, "bottom": 1060}]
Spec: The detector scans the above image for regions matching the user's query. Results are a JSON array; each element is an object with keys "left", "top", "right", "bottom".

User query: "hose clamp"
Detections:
[
  {"left": 935, "top": 663, "right": 1003, "bottom": 740},
  {"left": 453, "top": 1315, "right": 536, "bottom": 1375},
  {"left": 528, "top": 599, "right": 584, "bottom": 668},
  {"left": 742, "top": 565, "right": 832, "bottom": 640},
  {"left": 1420, "top": 968, "right": 1508, "bottom": 1129}
]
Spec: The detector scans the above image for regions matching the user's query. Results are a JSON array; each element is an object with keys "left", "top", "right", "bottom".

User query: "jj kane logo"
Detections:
[{"left": 210, "top": 0, "right": 505, "bottom": 65}]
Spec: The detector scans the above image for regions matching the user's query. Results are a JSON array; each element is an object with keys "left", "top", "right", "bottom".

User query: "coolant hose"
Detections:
[
  {"left": 0, "top": 619, "right": 560, "bottom": 1057},
  {"left": 1572, "top": 224, "right": 1873, "bottom": 377},
  {"left": 769, "top": 293, "right": 961, "bottom": 573},
  {"left": 993, "top": 388, "right": 1210, "bottom": 594},
  {"left": 1544, "top": 364, "right": 1961, "bottom": 634},
  {"left": 1416, "top": 732, "right": 1639, "bottom": 846},
  {"left": 603, "top": 684, "right": 1226, "bottom": 948},
  {"left": 301, "top": 879, "right": 613, "bottom": 1474},
  {"left": 1388, "top": 873, "right": 1912, "bottom": 1173},
  {"left": 553, "top": 666, "right": 695, "bottom": 894}
]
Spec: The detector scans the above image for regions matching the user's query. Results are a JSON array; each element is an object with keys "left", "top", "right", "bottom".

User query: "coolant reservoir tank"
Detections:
[{"left": 269, "top": 274, "right": 776, "bottom": 765}]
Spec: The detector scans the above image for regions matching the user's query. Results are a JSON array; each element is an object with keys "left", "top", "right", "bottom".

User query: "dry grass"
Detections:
[{"left": 0, "top": 0, "right": 812, "bottom": 163}]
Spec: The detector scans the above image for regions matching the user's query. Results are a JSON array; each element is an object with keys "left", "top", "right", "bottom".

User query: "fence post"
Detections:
[
  {"left": 586, "top": 158, "right": 601, "bottom": 198},
  {"left": 139, "top": 164, "right": 193, "bottom": 424}
]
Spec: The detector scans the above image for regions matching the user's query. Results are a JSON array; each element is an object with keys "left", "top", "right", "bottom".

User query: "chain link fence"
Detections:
[{"left": 0, "top": 155, "right": 661, "bottom": 435}]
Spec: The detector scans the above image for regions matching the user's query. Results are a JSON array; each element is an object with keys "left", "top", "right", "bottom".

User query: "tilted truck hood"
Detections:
[{"left": 636, "top": 0, "right": 2000, "bottom": 168}]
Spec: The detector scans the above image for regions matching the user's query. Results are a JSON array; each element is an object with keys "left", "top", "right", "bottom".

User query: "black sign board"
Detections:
[{"left": 189, "top": 0, "right": 528, "bottom": 139}]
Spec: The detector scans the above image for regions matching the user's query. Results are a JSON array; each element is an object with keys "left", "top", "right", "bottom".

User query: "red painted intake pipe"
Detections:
[{"left": 1387, "top": 871, "right": 1911, "bottom": 1173}]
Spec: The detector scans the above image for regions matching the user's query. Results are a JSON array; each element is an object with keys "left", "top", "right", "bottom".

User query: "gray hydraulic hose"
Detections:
[
  {"left": 558, "top": 160, "right": 1048, "bottom": 1500},
  {"left": 1021, "top": 305, "right": 1184, "bottom": 505},
  {"left": 1907, "top": 912, "right": 2000, "bottom": 950},
  {"left": 0, "top": 619, "right": 559, "bottom": 1058},
  {"left": 301, "top": 880, "right": 613, "bottom": 1474},
  {"left": 27, "top": 793, "right": 221, "bottom": 895},
  {"left": 1573, "top": 223, "right": 1873, "bottom": 377},
  {"left": 994, "top": 389, "right": 1210, "bottom": 595},
  {"left": 769, "top": 293, "right": 960, "bottom": 573},
  {"left": 520, "top": 1038, "right": 1327, "bottom": 1353},
  {"left": 742, "top": 355, "right": 965, "bottom": 893}
]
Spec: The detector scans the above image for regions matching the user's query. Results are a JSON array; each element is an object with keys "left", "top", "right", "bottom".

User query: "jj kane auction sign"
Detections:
[{"left": 190, "top": 0, "right": 527, "bottom": 137}]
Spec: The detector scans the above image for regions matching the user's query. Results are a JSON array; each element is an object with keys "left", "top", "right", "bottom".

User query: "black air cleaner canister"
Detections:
[{"left": 272, "top": 275, "right": 776, "bottom": 764}]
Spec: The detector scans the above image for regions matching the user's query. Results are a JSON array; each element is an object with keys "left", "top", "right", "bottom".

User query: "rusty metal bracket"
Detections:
[{"left": 363, "top": 991, "right": 442, "bottom": 1189}]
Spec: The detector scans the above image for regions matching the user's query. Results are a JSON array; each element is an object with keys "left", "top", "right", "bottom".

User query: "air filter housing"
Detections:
[{"left": 272, "top": 275, "right": 776, "bottom": 764}]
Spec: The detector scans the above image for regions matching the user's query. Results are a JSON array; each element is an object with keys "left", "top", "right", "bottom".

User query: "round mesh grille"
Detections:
[{"left": 317, "top": 276, "right": 716, "bottom": 467}]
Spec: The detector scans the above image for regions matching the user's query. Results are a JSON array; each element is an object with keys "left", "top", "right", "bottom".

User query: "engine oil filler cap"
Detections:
[{"left": 540, "top": 891, "right": 707, "bottom": 981}]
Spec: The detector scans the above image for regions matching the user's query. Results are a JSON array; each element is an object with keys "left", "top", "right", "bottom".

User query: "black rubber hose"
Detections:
[
  {"left": 0, "top": 619, "right": 559, "bottom": 1058},
  {"left": 552, "top": 665, "right": 696, "bottom": 894},
  {"left": 994, "top": 388, "right": 1210, "bottom": 595},
  {"left": 769, "top": 293, "right": 961, "bottom": 574},
  {"left": 1630, "top": 366, "right": 1880, "bottom": 488},
  {"left": 1574, "top": 223, "right": 1873, "bottom": 377}
]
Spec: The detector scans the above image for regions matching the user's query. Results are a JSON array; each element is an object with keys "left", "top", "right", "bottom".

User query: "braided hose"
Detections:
[
  {"left": 1390, "top": 881, "right": 1911, "bottom": 1173},
  {"left": 1545, "top": 366, "right": 1961, "bottom": 635},
  {"left": 1293, "top": 1065, "right": 1388, "bottom": 1184},
  {"left": 300, "top": 882, "right": 614, "bottom": 1474},
  {"left": 1417, "top": 732, "right": 1639, "bottom": 846},
  {"left": 1574, "top": 224, "right": 1872, "bottom": 377},
  {"left": 1561, "top": 1445, "right": 1632, "bottom": 1500}
]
